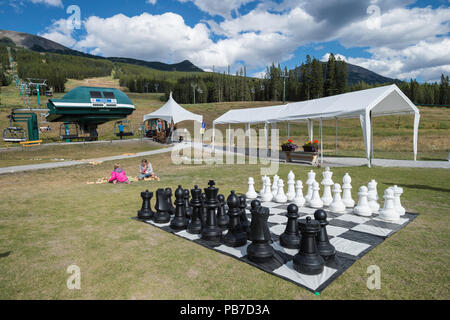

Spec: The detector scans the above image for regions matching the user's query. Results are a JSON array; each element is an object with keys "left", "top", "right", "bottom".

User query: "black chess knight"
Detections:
[
  {"left": 247, "top": 200, "right": 274, "bottom": 263},
  {"left": 137, "top": 190, "right": 154, "bottom": 220},
  {"left": 153, "top": 188, "right": 171, "bottom": 224},
  {"left": 216, "top": 194, "right": 229, "bottom": 231},
  {"left": 165, "top": 188, "right": 175, "bottom": 216}
]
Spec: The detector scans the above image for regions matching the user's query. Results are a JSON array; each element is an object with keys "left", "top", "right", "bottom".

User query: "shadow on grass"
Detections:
[
  {"left": 0, "top": 251, "right": 11, "bottom": 259},
  {"left": 384, "top": 183, "right": 450, "bottom": 193}
]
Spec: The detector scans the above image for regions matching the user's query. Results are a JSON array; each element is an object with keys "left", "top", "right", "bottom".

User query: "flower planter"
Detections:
[{"left": 303, "top": 146, "right": 317, "bottom": 152}]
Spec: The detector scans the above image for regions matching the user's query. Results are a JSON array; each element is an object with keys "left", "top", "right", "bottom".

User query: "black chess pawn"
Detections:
[
  {"left": 187, "top": 186, "right": 203, "bottom": 234},
  {"left": 239, "top": 195, "right": 250, "bottom": 236},
  {"left": 201, "top": 181, "right": 223, "bottom": 242},
  {"left": 216, "top": 194, "right": 229, "bottom": 231},
  {"left": 224, "top": 191, "right": 247, "bottom": 247},
  {"left": 200, "top": 193, "right": 208, "bottom": 226},
  {"left": 153, "top": 188, "right": 171, "bottom": 224},
  {"left": 184, "top": 189, "right": 193, "bottom": 219},
  {"left": 170, "top": 186, "right": 188, "bottom": 230},
  {"left": 247, "top": 200, "right": 274, "bottom": 263},
  {"left": 280, "top": 204, "right": 301, "bottom": 249},
  {"left": 165, "top": 188, "right": 175, "bottom": 216},
  {"left": 293, "top": 217, "right": 324, "bottom": 275},
  {"left": 137, "top": 190, "right": 154, "bottom": 220},
  {"left": 314, "top": 209, "right": 336, "bottom": 260}
]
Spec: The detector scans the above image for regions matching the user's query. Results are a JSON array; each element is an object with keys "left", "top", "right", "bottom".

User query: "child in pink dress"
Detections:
[{"left": 109, "top": 163, "right": 131, "bottom": 184}]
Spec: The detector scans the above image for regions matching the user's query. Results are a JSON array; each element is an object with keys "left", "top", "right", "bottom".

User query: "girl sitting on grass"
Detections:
[
  {"left": 139, "top": 159, "right": 157, "bottom": 180},
  {"left": 109, "top": 163, "right": 131, "bottom": 184}
]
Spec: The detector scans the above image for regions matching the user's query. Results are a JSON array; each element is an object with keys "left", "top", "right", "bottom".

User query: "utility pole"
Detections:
[
  {"left": 154, "top": 83, "right": 159, "bottom": 93},
  {"left": 191, "top": 82, "right": 198, "bottom": 104},
  {"left": 280, "top": 71, "right": 288, "bottom": 104}
]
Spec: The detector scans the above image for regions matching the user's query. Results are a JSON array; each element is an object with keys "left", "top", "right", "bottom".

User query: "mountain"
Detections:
[
  {"left": 346, "top": 63, "right": 395, "bottom": 85},
  {"left": 0, "top": 29, "right": 204, "bottom": 73}
]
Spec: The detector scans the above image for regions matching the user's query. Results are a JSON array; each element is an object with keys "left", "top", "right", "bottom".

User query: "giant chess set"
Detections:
[{"left": 134, "top": 168, "right": 418, "bottom": 293}]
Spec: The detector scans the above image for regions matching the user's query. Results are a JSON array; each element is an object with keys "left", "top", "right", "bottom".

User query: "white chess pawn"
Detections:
[
  {"left": 272, "top": 175, "right": 280, "bottom": 198},
  {"left": 275, "top": 179, "right": 288, "bottom": 203},
  {"left": 379, "top": 187, "right": 400, "bottom": 221},
  {"left": 393, "top": 185, "right": 406, "bottom": 216},
  {"left": 309, "top": 181, "right": 324, "bottom": 208},
  {"left": 259, "top": 175, "right": 267, "bottom": 196},
  {"left": 342, "top": 173, "right": 355, "bottom": 208},
  {"left": 321, "top": 167, "right": 334, "bottom": 206},
  {"left": 246, "top": 177, "right": 258, "bottom": 199},
  {"left": 367, "top": 180, "right": 380, "bottom": 214},
  {"left": 262, "top": 176, "right": 273, "bottom": 202},
  {"left": 305, "top": 170, "right": 316, "bottom": 205},
  {"left": 293, "top": 180, "right": 305, "bottom": 207},
  {"left": 329, "top": 183, "right": 346, "bottom": 214},
  {"left": 286, "top": 174, "right": 296, "bottom": 201},
  {"left": 353, "top": 186, "right": 372, "bottom": 217}
]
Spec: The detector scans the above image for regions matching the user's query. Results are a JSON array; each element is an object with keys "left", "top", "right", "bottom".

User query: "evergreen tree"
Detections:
[{"left": 324, "top": 53, "right": 336, "bottom": 96}]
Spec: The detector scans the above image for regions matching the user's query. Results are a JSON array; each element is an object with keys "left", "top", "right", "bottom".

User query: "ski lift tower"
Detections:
[{"left": 26, "top": 78, "right": 48, "bottom": 107}]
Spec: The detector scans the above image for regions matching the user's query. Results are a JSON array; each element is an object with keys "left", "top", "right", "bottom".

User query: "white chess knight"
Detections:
[
  {"left": 353, "top": 186, "right": 373, "bottom": 217},
  {"left": 342, "top": 173, "right": 355, "bottom": 208},
  {"left": 275, "top": 179, "right": 288, "bottom": 203},
  {"left": 259, "top": 175, "right": 267, "bottom": 196},
  {"left": 293, "top": 180, "right": 305, "bottom": 207},
  {"left": 393, "top": 185, "right": 406, "bottom": 216},
  {"left": 309, "top": 181, "right": 324, "bottom": 208},
  {"left": 261, "top": 176, "right": 273, "bottom": 202},
  {"left": 272, "top": 175, "right": 280, "bottom": 198},
  {"left": 246, "top": 177, "right": 258, "bottom": 199},
  {"left": 329, "top": 183, "right": 346, "bottom": 214},
  {"left": 286, "top": 171, "right": 296, "bottom": 201},
  {"left": 305, "top": 170, "right": 316, "bottom": 206},
  {"left": 321, "top": 167, "right": 334, "bottom": 206},
  {"left": 379, "top": 187, "right": 400, "bottom": 221},
  {"left": 367, "top": 180, "right": 380, "bottom": 214}
]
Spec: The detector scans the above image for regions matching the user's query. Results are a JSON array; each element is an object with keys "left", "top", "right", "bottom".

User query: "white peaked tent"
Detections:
[
  {"left": 213, "top": 84, "right": 420, "bottom": 167},
  {"left": 143, "top": 92, "right": 203, "bottom": 124}
]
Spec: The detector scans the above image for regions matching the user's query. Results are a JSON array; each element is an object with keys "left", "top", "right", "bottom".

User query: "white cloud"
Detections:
[
  {"left": 39, "top": 18, "right": 77, "bottom": 47},
  {"left": 146, "top": 0, "right": 157, "bottom": 5},
  {"left": 30, "top": 0, "right": 63, "bottom": 7},
  {"left": 321, "top": 53, "right": 347, "bottom": 62},
  {"left": 178, "top": 0, "right": 256, "bottom": 19}
]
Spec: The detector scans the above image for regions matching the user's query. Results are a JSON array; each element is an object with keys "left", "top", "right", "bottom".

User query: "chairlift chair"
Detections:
[
  {"left": 3, "top": 126, "right": 27, "bottom": 143},
  {"left": 60, "top": 123, "right": 82, "bottom": 141}
]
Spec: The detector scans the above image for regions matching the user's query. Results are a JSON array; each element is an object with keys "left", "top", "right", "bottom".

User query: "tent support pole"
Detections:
[
  {"left": 320, "top": 118, "right": 323, "bottom": 166},
  {"left": 335, "top": 118, "right": 338, "bottom": 155},
  {"left": 287, "top": 121, "right": 290, "bottom": 139},
  {"left": 265, "top": 123, "right": 269, "bottom": 158},
  {"left": 414, "top": 111, "right": 420, "bottom": 161},
  {"left": 212, "top": 123, "right": 215, "bottom": 149}
]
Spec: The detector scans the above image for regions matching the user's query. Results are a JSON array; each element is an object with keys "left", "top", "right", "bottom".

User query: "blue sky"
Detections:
[{"left": 0, "top": 0, "right": 449, "bottom": 82}]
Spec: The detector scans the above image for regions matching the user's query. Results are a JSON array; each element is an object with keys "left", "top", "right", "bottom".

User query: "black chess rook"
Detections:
[
  {"left": 247, "top": 200, "right": 274, "bottom": 263},
  {"left": 137, "top": 190, "right": 154, "bottom": 220},
  {"left": 153, "top": 188, "right": 171, "bottom": 224},
  {"left": 293, "top": 217, "right": 324, "bottom": 275}
]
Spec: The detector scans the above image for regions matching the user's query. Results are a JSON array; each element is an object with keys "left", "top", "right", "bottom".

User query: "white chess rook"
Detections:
[
  {"left": 286, "top": 172, "right": 296, "bottom": 201},
  {"left": 353, "top": 186, "right": 372, "bottom": 217},
  {"left": 262, "top": 176, "right": 274, "bottom": 202},
  {"left": 246, "top": 177, "right": 258, "bottom": 199},
  {"left": 367, "top": 180, "right": 380, "bottom": 214},
  {"left": 275, "top": 179, "right": 288, "bottom": 203},
  {"left": 321, "top": 167, "right": 334, "bottom": 206},
  {"left": 329, "top": 183, "right": 346, "bottom": 214},
  {"left": 309, "top": 181, "right": 324, "bottom": 208},
  {"left": 293, "top": 180, "right": 305, "bottom": 207},
  {"left": 342, "top": 173, "right": 355, "bottom": 208},
  {"left": 393, "top": 185, "right": 406, "bottom": 216},
  {"left": 379, "top": 187, "right": 400, "bottom": 221}
]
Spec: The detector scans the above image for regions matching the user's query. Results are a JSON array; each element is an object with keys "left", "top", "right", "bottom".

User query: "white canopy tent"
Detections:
[
  {"left": 143, "top": 92, "right": 203, "bottom": 124},
  {"left": 212, "top": 84, "right": 420, "bottom": 167}
]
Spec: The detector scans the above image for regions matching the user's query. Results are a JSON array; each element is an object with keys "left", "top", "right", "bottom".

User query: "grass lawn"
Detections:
[{"left": 0, "top": 151, "right": 449, "bottom": 299}]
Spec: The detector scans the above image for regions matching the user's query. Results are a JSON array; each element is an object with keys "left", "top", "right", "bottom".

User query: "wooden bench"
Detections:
[
  {"left": 284, "top": 151, "right": 319, "bottom": 166},
  {"left": 20, "top": 140, "right": 42, "bottom": 148}
]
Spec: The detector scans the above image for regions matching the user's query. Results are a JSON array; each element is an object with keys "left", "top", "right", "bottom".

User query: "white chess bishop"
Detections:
[
  {"left": 321, "top": 167, "right": 334, "bottom": 206},
  {"left": 272, "top": 175, "right": 280, "bottom": 198},
  {"left": 393, "top": 185, "right": 406, "bottom": 216},
  {"left": 262, "top": 176, "right": 274, "bottom": 202},
  {"left": 367, "top": 180, "right": 380, "bottom": 214},
  {"left": 379, "top": 187, "right": 400, "bottom": 221},
  {"left": 275, "top": 179, "right": 288, "bottom": 203},
  {"left": 329, "top": 183, "right": 346, "bottom": 214},
  {"left": 293, "top": 180, "right": 305, "bottom": 207},
  {"left": 309, "top": 181, "right": 324, "bottom": 208},
  {"left": 353, "top": 186, "right": 372, "bottom": 217},
  {"left": 259, "top": 175, "right": 267, "bottom": 197},
  {"left": 246, "top": 177, "right": 258, "bottom": 199},
  {"left": 342, "top": 173, "right": 355, "bottom": 208},
  {"left": 286, "top": 171, "right": 296, "bottom": 201},
  {"left": 305, "top": 170, "right": 316, "bottom": 206}
]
